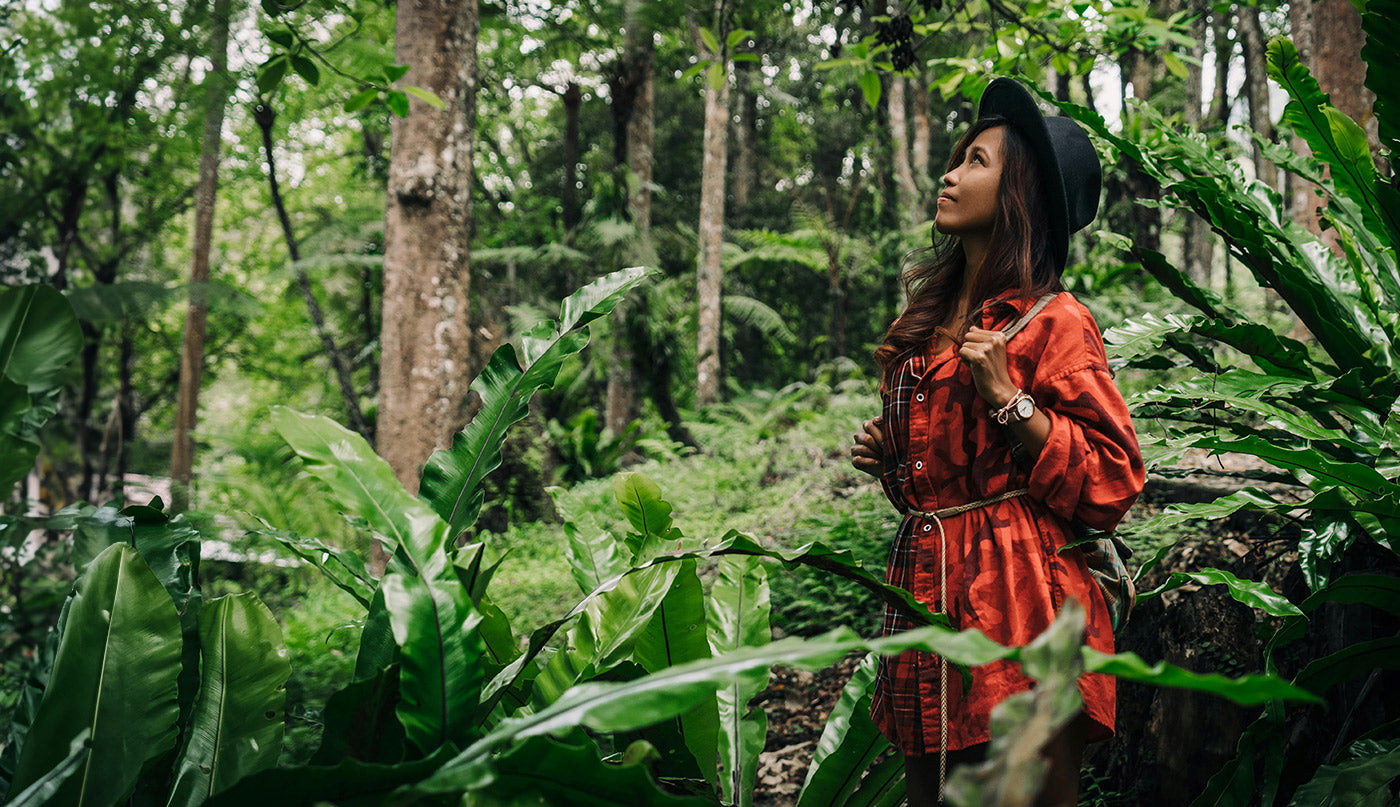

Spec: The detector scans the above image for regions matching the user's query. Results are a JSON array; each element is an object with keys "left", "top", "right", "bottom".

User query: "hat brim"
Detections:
[{"left": 976, "top": 78, "right": 1070, "bottom": 272}]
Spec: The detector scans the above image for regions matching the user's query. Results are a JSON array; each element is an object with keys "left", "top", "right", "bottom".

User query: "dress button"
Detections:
[
  {"left": 922, "top": 524, "right": 932, "bottom": 532},
  {"left": 914, "top": 460, "right": 924, "bottom": 470},
  {"left": 916, "top": 393, "right": 925, "bottom": 402}
]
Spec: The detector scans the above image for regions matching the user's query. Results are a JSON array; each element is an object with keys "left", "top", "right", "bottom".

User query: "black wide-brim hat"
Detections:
[{"left": 976, "top": 77, "right": 1101, "bottom": 272}]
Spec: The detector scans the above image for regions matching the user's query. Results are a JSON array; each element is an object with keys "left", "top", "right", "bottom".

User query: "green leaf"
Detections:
[
  {"left": 420, "top": 266, "right": 652, "bottom": 539},
  {"left": 725, "top": 28, "right": 753, "bottom": 49},
  {"left": 402, "top": 85, "right": 445, "bottom": 110},
  {"left": 1083, "top": 649, "right": 1321, "bottom": 706},
  {"left": 290, "top": 53, "right": 320, "bottom": 85},
  {"left": 383, "top": 64, "right": 411, "bottom": 83},
  {"left": 8, "top": 544, "right": 182, "bottom": 805},
  {"left": 472, "top": 735, "right": 714, "bottom": 805},
  {"left": 707, "top": 556, "right": 771, "bottom": 806},
  {"left": 842, "top": 754, "right": 906, "bottom": 807},
  {"left": 1268, "top": 37, "right": 1394, "bottom": 248},
  {"left": 270, "top": 407, "right": 449, "bottom": 579},
  {"left": 1137, "top": 568, "right": 1303, "bottom": 616},
  {"left": 613, "top": 471, "right": 683, "bottom": 560},
  {"left": 707, "top": 61, "right": 725, "bottom": 92},
  {"left": 311, "top": 664, "right": 406, "bottom": 765},
  {"left": 168, "top": 593, "right": 291, "bottom": 806},
  {"left": 263, "top": 28, "right": 293, "bottom": 49},
  {"left": 1299, "top": 514, "right": 1353, "bottom": 592},
  {"left": 254, "top": 525, "right": 373, "bottom": 608},
  {"left": 1295, "top": 637, "right": 1400, "bottom": 695},
  {"left": 386, "top": 90, "right": 409, "bottom": 118},
  {"left": 257, "top": 56, "right": 288, "bottom": 94},
  {"left": 1362, "top": 0, "right": 1400, "bottom": 253},
  {"left": 797, "top": 653, "right": 891, "bottom": 807},
  {"left": 205, "top": 746, "right": 455, "bottom": 806},
  {"left": 699, "top": 26, "right": 721, "bottom": 55},
  {"left": 0, "top": 285, "right": 82, "bottom": 389},
  {"left": 561, "top": 518, "right": 627, "bottom": 595},
  {"left": 1163, "top": 51, "right": 1188, "bottom": 79},
  {"left": 1302, "top": 574, "right": 1400, "bottom": 617},
  {"left": 3, "top": 730, "right": 90, "bottom": 807},
  {"left": 382, "top": 573, "right": 485, "bottom": 754},
  {"left": 343, "top": 87, "right": 378, "bottom": 113},
  {"left": 1288, "top": 744, "right": 1400, "bottom": 806},
  {"left": 859, "top": 71, "right": 881, "bottom": 108},
  {"left": 633, "top": 559, "right": 718, "bottom": 790}
]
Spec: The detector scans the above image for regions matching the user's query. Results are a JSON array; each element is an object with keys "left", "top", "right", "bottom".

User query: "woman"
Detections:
[{"left": 849, "top": 77, "right": 1145, "bottom": 806}]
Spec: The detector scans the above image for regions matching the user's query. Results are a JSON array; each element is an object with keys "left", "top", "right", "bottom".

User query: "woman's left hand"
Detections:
[{"left": 959, "top": 327, "right": 1018, "bottom": 409}]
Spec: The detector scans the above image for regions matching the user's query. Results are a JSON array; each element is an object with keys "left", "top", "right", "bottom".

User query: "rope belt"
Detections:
[{"left": 907, "top": 487, "right": 1029, "bottom": 802}]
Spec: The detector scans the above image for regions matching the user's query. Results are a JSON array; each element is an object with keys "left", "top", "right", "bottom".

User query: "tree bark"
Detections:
[
  {"left": 910, "top": 71, "right": 932, "bottom": 205},
  {"left": 1181, "top": 0, "right": 1214, "bottom": 285},
  {"left": 170, "top": 0, "right": 232, "bottom": 512},
  {"left": 694, "top": 4, "right": 731, "bottom": 407},
  {"left": 1237, "top": 6, "right": 1278, "bottom": 190},
  {"left": 379, "top": 0, "right": 479, "bottom": 494},
  {"left": 1207, "top": 12, "right": 1235, "bottom": 128},
  {"left": 256, "top": 103, "right": 372, "bottom": 443},
  {"left": 732, "top": 60, "right": 755, "bottom": 218},
  {"left": 562, "top": 82, "right": 581, "bottom": 235},
  {"left": 888, "top": 73, "right": 919, "bottom": 230}
]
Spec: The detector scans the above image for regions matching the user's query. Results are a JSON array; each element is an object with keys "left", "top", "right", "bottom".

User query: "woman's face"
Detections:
[{"left": 934, "top": 126, "right": 1004, "bottom": 238}]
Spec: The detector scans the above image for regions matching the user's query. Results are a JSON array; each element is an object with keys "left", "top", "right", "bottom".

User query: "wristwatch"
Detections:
[{"left": 991, "top": 390, "right": 1035, "bottom": 426}]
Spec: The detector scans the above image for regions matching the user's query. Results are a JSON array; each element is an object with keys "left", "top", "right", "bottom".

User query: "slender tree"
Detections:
[
  {"left": 380, "top": 0, "right": 480, "bottom": 491},
  {"left": 693, "top": 1, "right": 733, "bottom": 407},
  {"left": 170, "top": 0, "right": 233, "bottom": 511}
]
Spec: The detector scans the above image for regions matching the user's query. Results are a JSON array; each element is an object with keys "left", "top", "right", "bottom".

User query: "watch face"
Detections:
[{"left": 1015, "top": 396, "right": 1035, "bottom": 419}]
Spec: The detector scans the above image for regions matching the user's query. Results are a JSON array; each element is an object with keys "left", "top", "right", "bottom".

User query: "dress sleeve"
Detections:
[{"left": 1025, "top": 303, "right": 1145, "bottom": 532}]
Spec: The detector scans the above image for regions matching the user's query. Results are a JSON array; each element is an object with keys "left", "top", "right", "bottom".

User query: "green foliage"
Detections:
[{"left": 0, "top": 285, "right": 81, "bottom": 494}]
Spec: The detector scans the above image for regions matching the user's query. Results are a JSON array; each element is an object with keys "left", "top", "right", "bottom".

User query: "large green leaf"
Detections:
[
  {"left": 270, "top": 407, "right": 449, "bottom": 579},
  {"left": 252, "top": 525, "right": 372, "bottom": 608},
  {"left": 1302, "top": 574, "right": 1400, "bottom": 617},
  {"left": 1268, "top": 37, "right": 1395, "bottom": 251},
  {"left": 381, "top": 573, "right": 485, "bottom": 755},
  {"left": 797, "top": 653, "right": 892, "bottom": 807},
  {"left": 0, "top": 284, "right": 82, "bottom": 389},
  {"left": 1288, "top": 745, "right": 1400, "bottom": 807},
  {"left": 420, "top": 266, "right": 654, "bottom": 538},
  {"left": 467, "top": 734, "right": 714, "bottom": 806},
  {"left": 420, "top": 620, "right": 1318, "bottom": 797},
  {"left": 1294, "top": 637, "right": 1400, "bottom": 696},
  {"left": 310, "top": 664, "right": 406, "bottom": 766},
  {"left": 167, "top": 593, "right": 291, "bottom": 807},
  {"left": 562, "top": 518, "right": 628, "bottom": 595},
  {"left": 614, "top": 472, "right": 685, "bottom": 560},
  {"left": 707, "top": 555, "right": 771, "bottom": 807},
  {"left": 8, "top": 544, "right": 183, "bottom": 805},
  {"left": 1362, "top": 0, "right": 1400, "bottom": 254},
  {"left": 1136, "top": 567, "right": 1303, "bottom": 617},
  {"left": 0, "top": 285, "right": 81, "bottom": 492},
  {"left": 204, "top": 746, "right": 455, "bottom": 807},
  {"left": 633, "top": 559, "right": 719, "bottom": 791},
  {"left": 3, "top": 730, "right": 90, "bottom": 807}
]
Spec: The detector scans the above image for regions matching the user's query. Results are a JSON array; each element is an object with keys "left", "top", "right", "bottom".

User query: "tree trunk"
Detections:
[
  {"left": 694, "top": 6, "right": 731, "bottom": 407},
  {"left": 1237, "top": 6, "right": 1278, "bottom": 190},
  {"left": 1181, "top": 0, "right": 1214, "bottom": 285},
  {"left": 562, "top": 82, "right": 581, "bottom": 235},
  {"left": 889, "top": 73, "right": 919, "bottom": 230},
  {"left": 170, "top": 0, "right": 232, "bottom": 512},
  {"left": 256, "top": 103, "right": 372, "bottom": 444},
  {"left": 1207, "top": 12, "right": 1235, "bottom": 127},
  {"left": 910, "top": 72, "right": 932, "bottom": 205},
  {"left": 379, "top": 0, "right": 479, "bottom": 494},
  {"left": 732, "top": 60, "right": 755, "bottom": 219}
]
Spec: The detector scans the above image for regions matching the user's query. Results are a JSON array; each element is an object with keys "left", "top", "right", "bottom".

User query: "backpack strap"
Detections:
[{"left": 1000, "top": 292, "right": 1060, "bottom": 341}]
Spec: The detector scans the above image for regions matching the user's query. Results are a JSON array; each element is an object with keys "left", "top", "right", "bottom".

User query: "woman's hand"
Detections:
[
  {"left": 851, "top": 417, "right": 885, "bottom": 478},
  {"left": 959, "top": 327, "right": 1019, "bottom": 409}
]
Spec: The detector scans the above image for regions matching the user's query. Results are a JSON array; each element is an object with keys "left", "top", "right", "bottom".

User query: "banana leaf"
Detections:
[
  {"left": 420, "top": 266, "right": 654, "bottom": 539},
  {"left": 797, "top": 653, "right": 891, "bottom": 807},
  {"left": 8, "top": 544, "right": 183, "bottom": 805},
  {"left": 634, "top": 559, "right": 719, "bottom": 791},
  {"left": 467, "top": 734, "right": 714, "bottom": 806},
  {"left": 167, "top": 592, "right": 291, "bottom": 807},
  {"left": 381, "top": 573, "right": 485, "bottom": 755},
  {"left": 270, "top": 406, "right": 449, "bottom": 580},
  {"left": 707, "top": 555, "right": 771, "bottom": 807},
  {"left": 1136, "top": 567, "right": 1303, "bottom": 617}
]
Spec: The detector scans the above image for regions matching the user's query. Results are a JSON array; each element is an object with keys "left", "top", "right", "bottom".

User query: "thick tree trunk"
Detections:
[
  {"left": 888, "top": 73, "right": 919, "bottom": 230},
  {"left": 694, "top": 8, "right": 731, "bottom": 407},
  {"left": 170, "top": 0, "right": 232, "bottom": 512},
  {"left": 380, "top": 0, "right": 479, "bottom": 493}
]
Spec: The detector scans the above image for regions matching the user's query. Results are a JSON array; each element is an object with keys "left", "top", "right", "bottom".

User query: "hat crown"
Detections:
[{"left": 975, "top": 77, "right": 1101, "bottom": 271}]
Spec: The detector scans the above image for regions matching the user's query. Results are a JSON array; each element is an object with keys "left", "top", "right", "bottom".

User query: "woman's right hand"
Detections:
[{"left": 850, "top": 416, "right": 885, "bottom": 478}]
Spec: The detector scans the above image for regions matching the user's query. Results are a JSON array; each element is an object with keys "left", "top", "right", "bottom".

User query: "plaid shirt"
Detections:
[{"left": 869, "top": 292, "right": 1145, "bottom": 755}]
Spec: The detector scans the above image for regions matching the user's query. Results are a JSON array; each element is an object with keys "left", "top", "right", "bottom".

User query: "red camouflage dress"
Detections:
[{"left": 869, "top": 290, "right": 1145, "bottom": 754}]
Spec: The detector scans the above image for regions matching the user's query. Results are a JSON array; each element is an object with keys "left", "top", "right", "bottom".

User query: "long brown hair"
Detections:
[{"left": 874, "top": 115, "right": 1061, "bottom": 380}]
